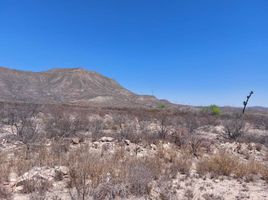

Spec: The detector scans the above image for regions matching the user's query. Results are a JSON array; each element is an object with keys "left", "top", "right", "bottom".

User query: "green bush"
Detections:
[
  {"left": 158, "top": 104, "right": 166, "bottom": 109},
  {"left": 203, "top": 105, "right": 221, "bottom": 115}
]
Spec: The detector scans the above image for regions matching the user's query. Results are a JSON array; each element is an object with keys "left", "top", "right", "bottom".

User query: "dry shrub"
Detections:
[
  {"left": 67, "top": 146, "right": 119, "bottom": 200},
  {"left": 167, "top": 152, "right": 192, "bottom": 177},
  {"left": 197, "top": 152, "right": 268, "bottom": 181},
  {"left": 126, "top": 157, "right": 161, "bottom": 196},
  {"left": 13, "top": 150, "right": 35, "bottom": 176},
  {"left": 0, "top": 186, "right": 10, "bottom": 200},
  {"left": 69, "top": 147, "right": 161, "bottom": 199},
  {"left": 21, "top": 178, "right": 52, "bottom": 194},
  {"left": 235, "top": 159, "right": 263, "bottom": 181},
  {"left": 187, "top": 134, "right": 204, "bottom": 157},
  {"left": 222, "top": 114, "right": 245, "bottom": 140},
  {"left": 13, "top": 143, "right": 69, "bottom": 177},
  {"left": 14, "top": 144, "right": 63, "bottom": 176},
  {"left": 197, "top": 152, "right": 238, "bottom": 177},
  {"left": 67, "top": 144, "right": 162, "bottom": 199},
  {"left": 34, "top": 145, "right": 56, "bottom": 167},
  {"left": 184, "top": 189, "right": 194, "bottom": 200},
  {"left": 0, "top": 153, "right": 10, "bottom": 183},
  {"left": 156, "top": 144, "right": 177, "bottom": 163},
  {"left": 92, "top": 182, "right": 128, "bottom": 200},
  {"left": 67, "top": 146, "right": 129, "bottom": 199},
  {"left": 265, "top": 152, "right": 268, "bottom": 161},
  {"left": 170, "top": 127, "right": 188, "bottom": 148},
  {"left": 261, "top": 168, "right": 268, "bottom": 182},
  {"left": 202, "top": 193, "right": 224, "bottom": 200},
  {"left": 255, "top": 143, "right": 262, "bottom": 152},
  {"left": 113, "top": 146, "right": 126, "bottom": 162},
  {"left": 50, "top": 140, "right": 70, "bottom": 165},
  {"left": 246, "top": 114, "right": 268, "bottom": 130},
  {"left": 45, "top": 110, "right": 89, "bottom": 139},
  {"left": 155, "top": 145, "right": 192, "bottom": 178}
]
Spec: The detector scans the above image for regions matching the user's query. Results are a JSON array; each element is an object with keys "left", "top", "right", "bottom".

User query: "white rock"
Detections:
[{"left": 99, "top": 137, "right": 114, "bottom": 143}]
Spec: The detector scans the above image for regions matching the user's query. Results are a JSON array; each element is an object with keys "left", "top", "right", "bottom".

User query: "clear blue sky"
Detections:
[{"left": 0, "top": 0, "right": 267, "bottom": 107}]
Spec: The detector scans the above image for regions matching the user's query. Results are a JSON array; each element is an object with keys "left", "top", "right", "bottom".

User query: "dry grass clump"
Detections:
[
  {"left": 222, "top": 115, "right": 245, "bottom": 140},
  {"left": 156, "top": 145, "right": 192, "bottom": 177},
  {"left": 21, "top": 178, "right": 52, "bottom": 195},
  {"left": 0, "top": 153, "right": 10, "bottom": 183},
  {"left": 67, "top": 144, "right": 163, "bottom": 199},
  {"left": 126, "top": 158, "right": 159, "bottom": 196},
  {"left": 0, "top": 186, "right": 11, "bottom": 200},
  {"left": 67, "top": 145, "right": 128, "bottom": 199},
  {"left": 197, "top": 152, "right": 237, "bottom": 177},
  {"left": 156, "top": 144, "right": 177, "bottom": 163},
  {"left": 13, "top": 143, "right": 69, "bottom": 176},
  {"left": 261, "top": 167, "right": 268, "bottom": 182},
  {"left": 197, "top": 151, "right": 268, "bottom": 181},
  {"left": 167, "top": 153, "right": 192, "bottom": 177},
  {"left": 235, "top": 159, "right": 263, "bottom": 181}
]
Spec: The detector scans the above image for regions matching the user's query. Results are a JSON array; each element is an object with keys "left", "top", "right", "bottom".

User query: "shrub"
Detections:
[
  {"left": 167, "top": 153, "right": 192, "bottom": 177},
  {"left": 197, "top": 152, "right": 268, "bottom": 181},
  {"left": 92, "top": 182, "right": 128, "bottom": 200},
  {"left": 0, "top": 185, "right": 11, "bottom": 200},
  {"left": 21, "top": 178, "right": 52, "bottom": 195},
  {"left": 126, "top": 158, "right": 156, "bottom": 196},
  {"left": 197, "top": 152, "right": 237, "bottom": 177},
  {"left": 261, "top": 168, "right": 268, "bottom": 183},
  {"left": 203, "top": 105, "right": 221, "bottom": 116},
  {"left": 67, "top": 146, "right": 120, "bottom": 200},
  {"left": 187, "top": 134, "right": 204, "bottom": 157},
  {"left": 234, "top": 159, "right": 262, "bottom": 180},
  {"left": 0, "top": 153, "right": 10, "bottom": 183},
  {"left": 222, "top": 114, "right": 245, "bottom": 140}
]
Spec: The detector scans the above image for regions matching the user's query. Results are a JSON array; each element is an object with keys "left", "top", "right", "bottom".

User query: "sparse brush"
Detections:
[
  {"left": 21, "top": 178, "right": 52, "bottom": 195},
  {"left": 197, "top": 152, "right": 238, "bottom": 177},
  {"left": 0, "top": 185, "right": 11, "bottom": 200},
  {"left": 0, "top": 153, "right": 10, "bottom": 183},
  {"left": 261, "top": 168, "right": 268, "bottom": 183},
  {"left": 234, "top": 159, "right": 262, "bottom": 180},
  {"left": 156, "top": 144, "right": 177, "bottom": 163},
  {"left": 126, "top": 157, "right": 161, "bottom": 196},
  {"left": 197, "top": 152, "right": 268, "bottom": 181},
  {"left": 167, "top": 152, "right": 192, "bottom": 177},
  {"left": 222, "top": 114, "right": 245, "bottom": 140}
]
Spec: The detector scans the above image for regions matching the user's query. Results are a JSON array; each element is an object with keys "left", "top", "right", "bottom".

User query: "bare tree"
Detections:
[
  {"left": 45, "top": 110, "right": 87, "bottom": 139},
  {"left": 158, "top": 116, "right": 170, "bottom": 140},
  {"left": 182, "top": 113, "right": 204, "bottom": 157},
  {"left": 0, "top": 103, "right": 41, "bottom": 158}
]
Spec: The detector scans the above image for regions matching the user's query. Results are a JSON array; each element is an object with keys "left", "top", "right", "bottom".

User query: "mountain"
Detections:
[{"left": 0, "top": 67, "right": 172, "bottom": 108}]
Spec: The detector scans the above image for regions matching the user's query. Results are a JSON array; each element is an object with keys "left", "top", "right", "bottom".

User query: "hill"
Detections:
[{"left": 0, "top": 67, "right": 171, "bottom": 108}]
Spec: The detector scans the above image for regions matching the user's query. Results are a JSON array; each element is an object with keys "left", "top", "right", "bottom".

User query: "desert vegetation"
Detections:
[{"left": 0, "top": 101, "right": 268, "bottom": 199}]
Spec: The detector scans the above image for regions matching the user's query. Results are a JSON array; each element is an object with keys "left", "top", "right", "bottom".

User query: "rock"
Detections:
[
  {"left": 150, "top": 144, "right": 157, "bottom": 150},
  {"left": 71, "top": 137, "right": 80, "bottom": 145},
  {"left": 93, "top": 142, "right": 99, "bottom": 149},
  {"left": 124, "top": 139, "right": 131, "bottom": 146},
  {"left": 14, "top": 166, "right": 69, "bottom": 189},
  {"left": 9, "top": 172, "right": 18, "bottom": 183},
  {"left": 54, "top": 166, "right": 68, "bottom": 176},
  {"left": 99, "top": 137, "right": 114, "bottom": 143}
]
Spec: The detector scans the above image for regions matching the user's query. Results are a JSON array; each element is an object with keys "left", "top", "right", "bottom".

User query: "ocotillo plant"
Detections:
[{"left": 242, "top": 91, "right": 254, "bottom": 114}]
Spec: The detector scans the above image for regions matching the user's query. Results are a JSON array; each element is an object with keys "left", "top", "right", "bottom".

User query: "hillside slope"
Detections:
[{"left": 0, "top": 67, "right": 170, "bottom": 108}]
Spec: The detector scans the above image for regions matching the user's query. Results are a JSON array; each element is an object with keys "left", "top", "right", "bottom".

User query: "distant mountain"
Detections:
[{"left": 0, "top": 67, "right": 172, "bottom": 108}]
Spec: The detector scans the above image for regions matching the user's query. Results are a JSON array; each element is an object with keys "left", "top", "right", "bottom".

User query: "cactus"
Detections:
[{"left": 242, "top": 91, "right": 254, "bottom": 114}]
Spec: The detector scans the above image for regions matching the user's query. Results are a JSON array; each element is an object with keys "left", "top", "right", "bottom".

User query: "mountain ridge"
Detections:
[{"left": 0, "top": 66, "right": 171, "bottom": 108}]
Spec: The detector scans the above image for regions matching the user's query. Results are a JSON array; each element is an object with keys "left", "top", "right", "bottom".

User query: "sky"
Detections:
[{"left": 0, "top": 0, "right": 267, "bottom": 107}]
